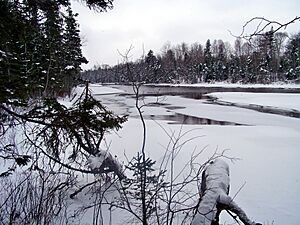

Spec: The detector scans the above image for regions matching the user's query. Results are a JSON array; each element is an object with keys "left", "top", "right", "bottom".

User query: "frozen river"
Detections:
[{"left": 88, "top": 84, "right": 300, "bottom": 225}]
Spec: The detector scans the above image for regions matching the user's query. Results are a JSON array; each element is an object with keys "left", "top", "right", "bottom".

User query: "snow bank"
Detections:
[
  {"left": 57, "top": 84, "right": 124, "bottom": 107},
  {"left": 207, "top": 92, "right": 300, "bottom": 111},
  {"left": 87, "top": 84, "right": 125, "bottom": 95},
  {"left": 74, "top": 84, "right": 124, "bottom": 97}
]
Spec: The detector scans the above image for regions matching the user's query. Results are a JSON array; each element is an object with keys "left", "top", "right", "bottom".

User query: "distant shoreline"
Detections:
[{"left": 107, "top": 83, "right": 300, "bottom": 94}]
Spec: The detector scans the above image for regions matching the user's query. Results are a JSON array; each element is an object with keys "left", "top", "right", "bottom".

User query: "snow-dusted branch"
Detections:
[
  {"left": 192, "top": 159, "right": 261, "bottom": 225},
  {"left": 88, "top": 150, "right": 125, "bottom": 180}
]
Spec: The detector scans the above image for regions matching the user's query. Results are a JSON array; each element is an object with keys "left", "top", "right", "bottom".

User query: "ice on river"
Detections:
[{"left": 84, "top": 84, "right": 300, "bottom": 225}]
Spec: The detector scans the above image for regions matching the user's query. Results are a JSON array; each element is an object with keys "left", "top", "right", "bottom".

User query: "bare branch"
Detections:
[{"left": 231, "top": 16, "right": 300, "bottom": 41}]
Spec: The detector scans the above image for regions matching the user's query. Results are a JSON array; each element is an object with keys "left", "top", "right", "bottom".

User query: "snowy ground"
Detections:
[
  {"left": 85, "top": 84, "right": 300, "bottom": 225},
  {"left": 2, "top": 84, "right": 299, "bottom": 224}
]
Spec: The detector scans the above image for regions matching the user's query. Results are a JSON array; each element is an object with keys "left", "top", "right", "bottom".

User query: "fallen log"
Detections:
[{"left": 192, "top": 159, "right": 262, "bottom": 225}]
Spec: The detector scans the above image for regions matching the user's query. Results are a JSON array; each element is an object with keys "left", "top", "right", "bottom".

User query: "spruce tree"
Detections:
[
  {"left": 0, "top": 0, "right": 30, "bottom": 104},
  {"left": 285, "top": 32, "right": 300, "bottom": 80},
  {"left": 204, "top": 39, "right": 213, "bottom": 82},
  {"left": 63, "top": 6, "right": 88, "bottom": 94},
  {"left": 145, "top": 50, "right": 161, "bottom": 83},
  {"left": 41, "top": 1, "right": 65, "bottom": 96}
]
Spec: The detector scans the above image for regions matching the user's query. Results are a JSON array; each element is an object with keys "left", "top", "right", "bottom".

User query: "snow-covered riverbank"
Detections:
[{"left": 207, "top": 92, "right": 300, "bottom": 111}]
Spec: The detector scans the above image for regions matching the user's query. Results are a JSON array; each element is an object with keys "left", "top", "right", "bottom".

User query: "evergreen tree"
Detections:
[
  {"left": 63, "top": 6, "right": 88, "bottom": 93},
  {"left": 285, "top": 32, "right": 300, "bottom": 80},
  {"left": 144, "top": 50, "right": 161, "bottom": 83},
  {"left": 255, "top": 29, "right": 276, "bottom": 82},
  {"left": 0, "top": 0, "right": 32, "bottom": 104},
  {"left": 161, "top": 49, "right": 177, "bottom": 82},
  {"left": 203, "top": 39, "right": 213, "bottom": 82},
  {"left": 215, "top": 40, "right": 228, "bottom": 81},
  {"left": 21, "top": 0, "right": 46, "bottom": 96},
  {"left": 1, "top": 0, "right": 127, "bottom": 183},
  {"left": 121, "top": 153, "right": 167, "bottom": 224},
  {"left": 41, "top": 1, "right": 65, "bottom": 96},
  {"left": 0, "top": 0, "right": 95, "bottom": 101}
]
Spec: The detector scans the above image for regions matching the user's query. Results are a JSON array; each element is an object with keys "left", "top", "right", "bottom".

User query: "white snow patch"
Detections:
[
  {"left": 57, "top": 84, "right": 125, "bottom": 108},
  {"left": 65, "top": 65, "right": 75, "bottom": 70},
  {"left": 87, "top": 150, "right": 109, "bottom": 170},
  {"left": 207, "top": 92, "right": 300, "bottom": 111},
  {"left": 87, "top": 84, "right": 124, "bottom": 95}
]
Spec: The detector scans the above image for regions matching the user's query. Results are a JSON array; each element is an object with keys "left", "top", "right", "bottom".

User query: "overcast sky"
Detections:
[{"left": 72, "top": 0, "right": 300, "bottom": 70}]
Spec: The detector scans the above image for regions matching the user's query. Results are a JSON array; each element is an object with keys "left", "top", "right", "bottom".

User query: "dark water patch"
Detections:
[
  {"left": 109, "top": 84, "right": 300, "bottom": 97},
  {"left": 146, "top": 102, "right": 171, "bottom": 107},
  {"left": 131, "top": 113, "right": 246, "bottom": 126},
  {"left": 112, "top": 87, "right": 214, "bottom": 101},
  {"left": 167, "top": 113, "right": 246, "bottom": 125},
  {"left": 180, "top": 92, "right": 211, "bottom": 100},
  {"left": 165, "top": 106, "right": 186, "bottom": 110}
]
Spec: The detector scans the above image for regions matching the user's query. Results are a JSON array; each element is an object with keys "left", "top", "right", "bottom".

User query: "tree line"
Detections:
[{"left": 82, "top": 30, "right": 300, "bottom": 84}]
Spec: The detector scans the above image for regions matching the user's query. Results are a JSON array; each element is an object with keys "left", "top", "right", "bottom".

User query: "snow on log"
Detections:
[
  {"left": 87, "top": 150, "right": 125, "bottom": 180},
  {"left": 192, "top": 159, "right": 261, "bottom": 225}
]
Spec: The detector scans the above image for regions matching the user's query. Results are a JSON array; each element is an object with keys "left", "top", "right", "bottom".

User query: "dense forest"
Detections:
[
  {"left": 0, "top": 1, "right": 128, "bottom": 224},
  {"left": 0, "top": 0, "right": 90, "bottom": 103},
  {"left": 82, "top": 31, "right": 300, "bottom": 84}
]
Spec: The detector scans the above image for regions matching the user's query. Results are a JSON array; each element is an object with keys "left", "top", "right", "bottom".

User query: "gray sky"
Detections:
[{"left": 72, "top": 0, "right": 300, "bottom": 70}]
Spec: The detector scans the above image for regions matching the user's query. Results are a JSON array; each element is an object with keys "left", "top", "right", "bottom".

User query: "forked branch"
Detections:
[{"left": 231, "top": 16, "right": 300, "bottom": 40}]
